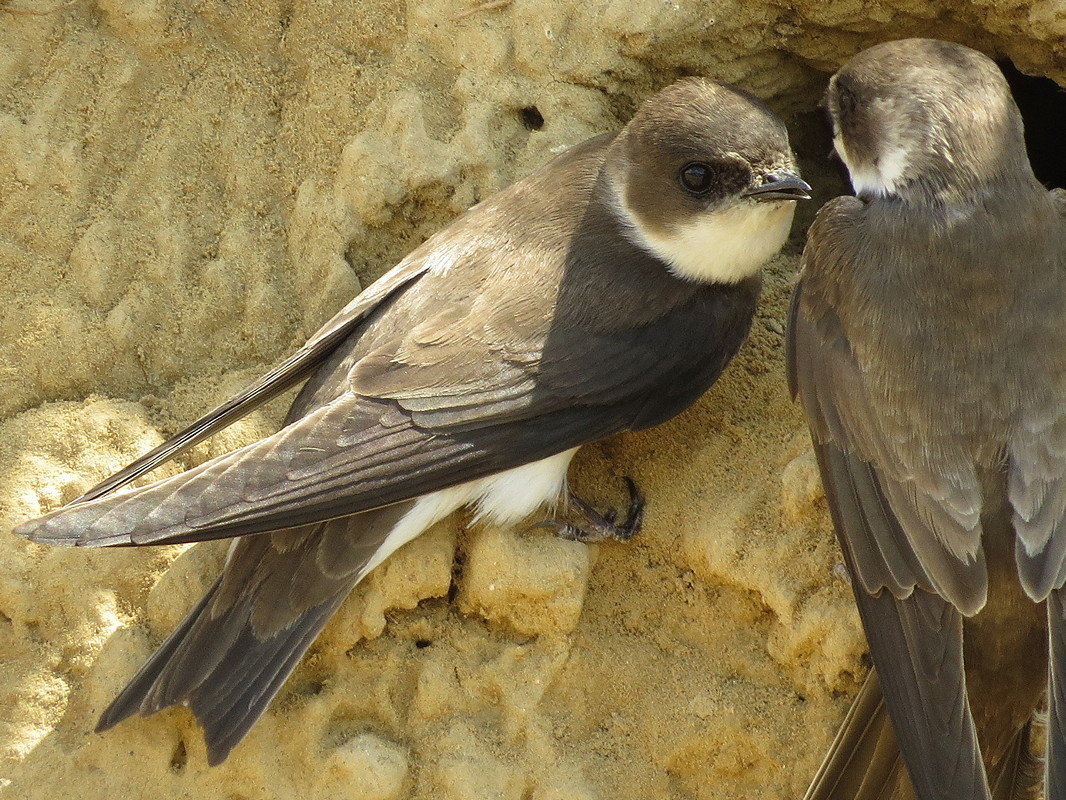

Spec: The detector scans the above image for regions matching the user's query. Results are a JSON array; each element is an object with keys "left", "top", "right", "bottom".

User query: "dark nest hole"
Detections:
[
  {"left": 784, "top": 101, "right": 848, "bottom": 233},
  {"left": 998, "top": 60, "right": 1065, "bottom": 190},
  {"left": 519, "top": 105, "right": 545, "bottom": 131}
]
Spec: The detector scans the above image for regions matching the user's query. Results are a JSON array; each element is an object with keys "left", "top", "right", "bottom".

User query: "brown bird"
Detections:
[
  {"left": 791, "top": 39, "right": 1066, "bottom": 800},
  {"left": 16, "top": 78, "right": 809, "bottom": 764}
]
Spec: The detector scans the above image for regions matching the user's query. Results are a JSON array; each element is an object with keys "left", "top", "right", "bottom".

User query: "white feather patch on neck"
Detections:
[
  {"left": 834, "top": 133, "right": 909, "bottom": 198},
  {"left": 619, "top": 197, "right": 795, "bottom": 284}
]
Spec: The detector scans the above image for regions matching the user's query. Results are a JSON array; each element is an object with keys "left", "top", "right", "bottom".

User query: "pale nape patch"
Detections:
[
  {"left": 357, "top": 447, "right": 579, "bottom": 580},
  {"left": 834, "top": 132, "right": 909, "bottom": 198},
  {"left": 828, "top": 84, "right": 912, "bottom": 199},
  {"left": 623, "top": 199, "right": 796, "bottom": 285}
]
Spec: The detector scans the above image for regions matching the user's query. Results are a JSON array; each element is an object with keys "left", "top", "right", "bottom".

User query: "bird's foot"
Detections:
[{"left": 527, "top": 478, "right": 645, "bottom": 543}]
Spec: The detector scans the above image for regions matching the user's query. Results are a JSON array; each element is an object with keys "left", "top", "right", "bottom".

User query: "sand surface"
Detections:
[{"left": 1, "top": 1, "right": 1062, "bottom": 798}]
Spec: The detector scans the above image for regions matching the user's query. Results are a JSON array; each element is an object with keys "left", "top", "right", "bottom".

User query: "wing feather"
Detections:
[
  {"left": 73, "top": 258, "right": 432, "bottom": 504},
  {"left": 20, "top": 278, "right": 746, "bottom": 547},
  {"left": 791, "top": 197, "right": 989, "bottom": 800}
]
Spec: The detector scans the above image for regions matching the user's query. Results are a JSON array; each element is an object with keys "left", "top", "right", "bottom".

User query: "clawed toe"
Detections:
[
  {"left": 619, "top": 477, "right": 645, "bottom": 540},
  {"left": 523, "top": 519, "right": 592, "bottom": 541},
  {"left": 532, "top": 476, "right": 646, "bottom": 544}
]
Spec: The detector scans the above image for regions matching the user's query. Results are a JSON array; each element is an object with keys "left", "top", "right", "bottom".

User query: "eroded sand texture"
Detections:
[{"left": 1, "top": 1, "right": 1063, "bottom": 798}]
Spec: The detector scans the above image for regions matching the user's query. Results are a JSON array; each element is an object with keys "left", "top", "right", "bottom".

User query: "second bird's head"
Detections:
[
  {"left": 605, "top": 78, "right": 810, "bottom": 285},
  {"left": 825, "top": 38, "right": 1035, "bottom": 205}
]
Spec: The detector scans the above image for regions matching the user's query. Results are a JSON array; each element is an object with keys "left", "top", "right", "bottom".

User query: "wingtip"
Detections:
[
  {"left": 94, "top": 711, "right": 121, "bottom": 734},
  {"left": 12, "top": 519, "right": 78, "bottom": 547},
  {"left": 11, "top": 519, "right": 36, "bottom": 540},
  {"left": 205, "top": 742, "right": 235, "bottom": 767},
  {"left": 14, "top": 515, "right": 136, "bottom": 549}
]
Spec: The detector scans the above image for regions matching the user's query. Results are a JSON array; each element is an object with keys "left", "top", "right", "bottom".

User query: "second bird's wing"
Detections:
[{"left": 788, "top": 197, "right": 990, "bottom": 800}]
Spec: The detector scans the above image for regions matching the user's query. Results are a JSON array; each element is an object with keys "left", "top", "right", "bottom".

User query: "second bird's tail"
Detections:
[{"left": 805, "top": 670, "right": 1041, "bottom": 800}]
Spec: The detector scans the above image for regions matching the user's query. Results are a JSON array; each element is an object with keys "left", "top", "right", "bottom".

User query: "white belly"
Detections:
[{"left": 356, "top": 448, "right": 579, "bottom": 580}]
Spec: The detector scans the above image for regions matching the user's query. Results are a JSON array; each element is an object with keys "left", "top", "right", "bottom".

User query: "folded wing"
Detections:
[{"left": 789, "top": 197, "right": 990, "bottom": 800}]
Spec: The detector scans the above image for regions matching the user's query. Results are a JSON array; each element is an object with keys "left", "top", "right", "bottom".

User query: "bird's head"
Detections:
[
  {"left": 606, "top": 78, "right": 810, "bottom": 284},
  {"left": 825, "top": 39, "right": 1034, "bottom": 205}
]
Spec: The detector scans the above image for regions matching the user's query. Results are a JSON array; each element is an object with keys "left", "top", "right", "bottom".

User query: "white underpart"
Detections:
[
  {"left": 619, "top": 192, "right": 795, "bottom": 284},
  {"left": 355, "top": 447, "right": 579, "bottom": 581},
  {"left": 834, "top": 132, "right": 909, "bottom": 198}
]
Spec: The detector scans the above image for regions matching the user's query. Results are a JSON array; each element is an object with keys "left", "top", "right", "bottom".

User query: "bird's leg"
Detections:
[
  {"left": 565, "top": 478, "right": 646, "bottom": 542},
  {"left": 527, "top": 477, "right": 645, "bottom": 543}
]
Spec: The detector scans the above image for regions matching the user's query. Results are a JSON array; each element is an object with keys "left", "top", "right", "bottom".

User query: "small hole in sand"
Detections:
[
  {"left": 169, "top": 739, "right": 187, "bottom": 773},
  {"left": 519, "top": 105, "right": 545, "bottom": 131}
]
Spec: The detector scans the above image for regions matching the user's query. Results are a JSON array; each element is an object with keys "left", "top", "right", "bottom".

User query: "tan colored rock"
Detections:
[
  {"left": 0, "top": 1, "right": 1060, "bottom": 798},
  {"left": 429, "top": 721, "right": 526, "bottom": 800},
  {"left": 780, "top": 448, "right": 825, "bottom": 527},
  {"left": 322, "top": 733, "right": 409, "bottom": 800},
  {"left": 460, "top": 525, "right": 592, "bottom": 636}
]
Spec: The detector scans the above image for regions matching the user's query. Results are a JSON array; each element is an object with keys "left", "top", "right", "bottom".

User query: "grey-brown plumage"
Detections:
[
  {"left": 790, "top": 39, "right": 1066, "bottom": 800},
  {"left": 15, "top": 78, "right": 808, "bottom": 764}
]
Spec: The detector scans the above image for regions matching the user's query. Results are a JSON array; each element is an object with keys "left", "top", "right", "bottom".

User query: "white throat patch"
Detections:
[{"left": 618, "top": 194, "right": 795, "bottom": 284}]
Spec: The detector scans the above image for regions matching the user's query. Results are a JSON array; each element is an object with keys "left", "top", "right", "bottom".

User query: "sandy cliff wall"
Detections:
[{"left": 0, "top": 1, "right": 1062, "bottom": 798}]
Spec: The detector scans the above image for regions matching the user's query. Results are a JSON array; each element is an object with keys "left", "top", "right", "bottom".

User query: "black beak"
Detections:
[{"left": 742, "top": 172, "right": 812, "bottom": 202}]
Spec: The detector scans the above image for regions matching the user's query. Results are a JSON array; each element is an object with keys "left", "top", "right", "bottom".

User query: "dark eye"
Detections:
[
  {"left": 679, "top": 162, "right": 714, "bottom": 195},
  {"left": 836, "top": 83, "right": 857, "bottom": 117}
]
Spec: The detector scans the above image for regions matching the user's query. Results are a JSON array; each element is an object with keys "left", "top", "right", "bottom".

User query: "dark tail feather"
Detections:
[
  {"left": 94, "top": 506, "right": 410, "bottom": 764},
  {"left": 95, "top": 557, "right": 357, "bottom": 765},
  {"left": 97, "top": 575, "right": 226, "bottom": 733},
  {"left": 990, "top": 719, "right": 1041, "bottom": 800},
  {"left": 97, "top": 580, "right": 350, "bottom": 765},
  {"left": 193, "top": 596, "right": 346, "bottom": 765},
  {"left": 804, "top": 670, "right": 911, "bottom": 800},
  {"left": 807, "top": 668, "right": 1040, "bottom": 800},
  {"left": 1047, "top": 590, "right": 1066, "bottom": 799}
]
